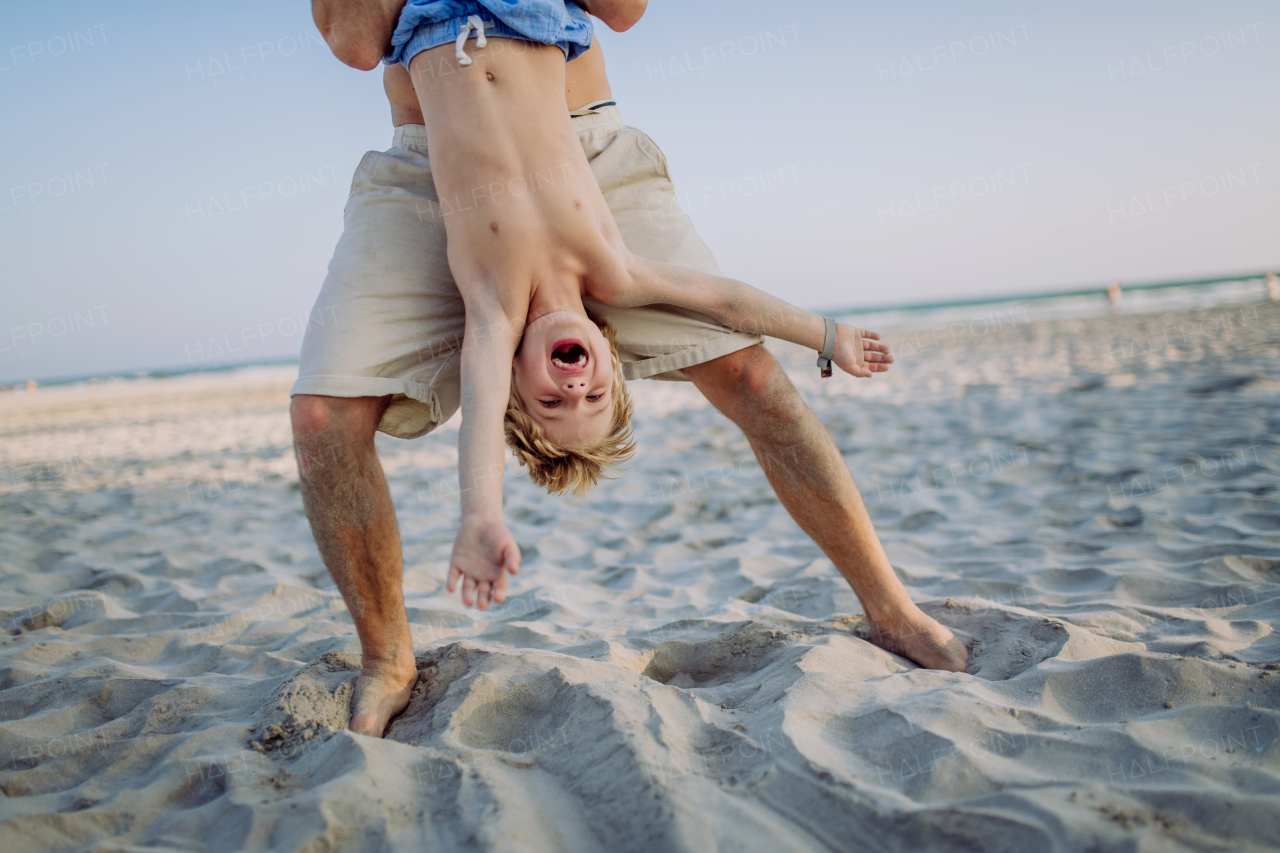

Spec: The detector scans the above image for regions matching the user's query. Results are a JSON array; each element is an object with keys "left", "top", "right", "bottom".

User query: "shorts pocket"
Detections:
[
  {"left": 628, "top": 127, "right": 674, "bottom": 182},
  {"left": 342, "top": 152, "right": 375, "bottom": 216}
]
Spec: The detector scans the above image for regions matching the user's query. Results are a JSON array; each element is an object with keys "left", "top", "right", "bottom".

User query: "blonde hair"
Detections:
[{"left": 505, "top": 312, "right": 635, "bottom": 495}]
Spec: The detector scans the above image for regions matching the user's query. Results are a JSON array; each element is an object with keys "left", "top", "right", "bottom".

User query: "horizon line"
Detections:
[
  {"left": 6, "top": 267, "right": 1274, "bottom": 389},
  {"left": 816, "top": 267, "right": 1272, "bottom": 317}
]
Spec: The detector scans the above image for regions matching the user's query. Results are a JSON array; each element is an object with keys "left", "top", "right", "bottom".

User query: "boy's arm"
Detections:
[
  {"left": 598, "top": 257, "right": 892, "bottom": 378},
  {"left": 449, "top": 298, "right": 524, "bottom": 609}
]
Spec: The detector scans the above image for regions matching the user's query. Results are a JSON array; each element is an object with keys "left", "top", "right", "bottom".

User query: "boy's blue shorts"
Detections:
[{"left": 384, "top": 0, "right": 593, "bottom": 68}]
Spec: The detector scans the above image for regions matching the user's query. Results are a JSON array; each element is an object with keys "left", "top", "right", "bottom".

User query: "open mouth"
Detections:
[{"left": 550, "top": 340, "right": 589, "bottom": 374}]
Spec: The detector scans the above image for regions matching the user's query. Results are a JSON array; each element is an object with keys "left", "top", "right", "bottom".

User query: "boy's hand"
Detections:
[
  {"left": 448, "top": 513, "right": 521, "bottom": 610},
  {"left": 834, "top": 324, "right": 894, "bottom": 378}
]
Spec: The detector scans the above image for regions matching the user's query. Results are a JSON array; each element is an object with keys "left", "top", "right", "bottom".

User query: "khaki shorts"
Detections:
[{"left": 291, "top": 103, "right": 760, "bottom": 439}]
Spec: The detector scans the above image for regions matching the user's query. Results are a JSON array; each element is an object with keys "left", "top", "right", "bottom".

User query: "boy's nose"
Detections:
[{"left": 561, "top": 380, "right": 588, "bottom": 398}]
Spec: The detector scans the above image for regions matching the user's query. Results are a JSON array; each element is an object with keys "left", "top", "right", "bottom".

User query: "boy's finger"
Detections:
[
  {"left": 492, "top": 575, "right": 508, "bottom": 603},
  {"left": 862, "top": 329, "right": 881, "bottom": 340},
  {"left": 504, "top": 543, "right": 521, "bottom": 575},
  {"left": 447, "top": 566, "right": 461, "bottom": 592},
  {"left": 476, "top": 581, "right": 491, "bottom": 610},
  {"left": 462, "top": 576, "right": 478, "bottom": 606}
]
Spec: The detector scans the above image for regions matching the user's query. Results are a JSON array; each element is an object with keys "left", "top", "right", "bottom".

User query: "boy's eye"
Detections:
[
  {"left": 587, "top": 394, "right": 603, "bottom": 402},
  {"left": 539, "top": 399, "right": 560, "bottom": 408}
]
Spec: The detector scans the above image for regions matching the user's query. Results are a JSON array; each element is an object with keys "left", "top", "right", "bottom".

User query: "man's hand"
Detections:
[
  {"left": 576, "top": 0, "right": 648, "bottom": 32},
  {"left": 833, "top": 324, "right": 893, "bottom": 378},
  {"left": 311, "top": 0, "right": 406, "bottom": 70},
  {"left": 448, "top": 513, "right": 521, "bottom": 610}
]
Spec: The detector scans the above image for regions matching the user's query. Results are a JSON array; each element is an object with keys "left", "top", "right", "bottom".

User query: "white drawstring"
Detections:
[{"left": 454, "top": 15, "right": 492, "bottom": 66}]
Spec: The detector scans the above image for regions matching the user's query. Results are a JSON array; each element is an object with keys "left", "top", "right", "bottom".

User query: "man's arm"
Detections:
[
  {"left": 313, "top": 1, "right": 645, "bottom": 68},
  {"left": 448, "top": 298, "right": 524, "bottom": 609},
  {"left": 311, "top": 0, "right": 406, "bottom": 70},
  {"left": 576, "top": 0, "right": 648, "bottom": 32},
  {"left": 598, "top": 256, "right": 892, "bottom": 378}
]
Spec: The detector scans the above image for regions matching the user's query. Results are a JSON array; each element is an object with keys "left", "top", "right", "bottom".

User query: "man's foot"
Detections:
[
  {"left": 349, "top": 660, "right": 418, "bottom": 737},
  {"left": 865, "top": 607, "right": 969, "bottom": 672}
]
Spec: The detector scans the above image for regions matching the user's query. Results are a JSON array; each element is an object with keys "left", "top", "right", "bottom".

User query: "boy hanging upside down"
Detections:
[{"left": 380, "top": 0, "right": 893, "bottom": 608}]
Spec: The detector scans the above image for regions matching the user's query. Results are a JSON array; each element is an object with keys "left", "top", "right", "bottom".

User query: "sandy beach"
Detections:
[{"left": 1, "top": 300, "right": 1278, "bottom": 852}]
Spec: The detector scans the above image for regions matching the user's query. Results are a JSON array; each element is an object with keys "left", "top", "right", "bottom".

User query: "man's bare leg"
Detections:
[
  {"left": 290, "top": 394, "right": 418, "bottom": 735},
  {"left": 686, "top": 345, "right": 968, "bottom": 672}
]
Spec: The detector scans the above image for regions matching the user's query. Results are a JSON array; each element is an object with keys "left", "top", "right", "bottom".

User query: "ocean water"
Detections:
[
  {"left": 26, "top": 274, "right": 1277, "bottom": 390},
  {"left": 835, "top": 275, "right": 1273, "bottom": 333}
]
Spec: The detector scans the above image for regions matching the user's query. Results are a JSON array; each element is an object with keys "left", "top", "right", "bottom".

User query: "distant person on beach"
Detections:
[
  {"left": 1106, "top": 281, "right": 1122, "bottom": 314},
  {"left": 294, "top": 0, "right": 968, "bottom": 736}
]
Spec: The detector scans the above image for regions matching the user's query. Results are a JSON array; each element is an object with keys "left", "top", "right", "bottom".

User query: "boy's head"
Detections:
[{"left": 506, "top": 309, "right": 634, "bottom": 495}]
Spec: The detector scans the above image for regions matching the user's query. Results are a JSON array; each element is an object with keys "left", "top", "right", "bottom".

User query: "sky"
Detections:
[{"left": 1, "top": 0, "right": 1277, "bottom": 383}]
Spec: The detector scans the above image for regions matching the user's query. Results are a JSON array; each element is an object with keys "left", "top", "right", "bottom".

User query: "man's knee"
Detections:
[
  {"left": 734, "top": 346, "right": 788, "bottom": 402},
  {"left": 689, "top": 344, "right": 792, "bottom": 415},
  {"left": 290, "top": 395, "right": 386, "bottom": 445}
]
